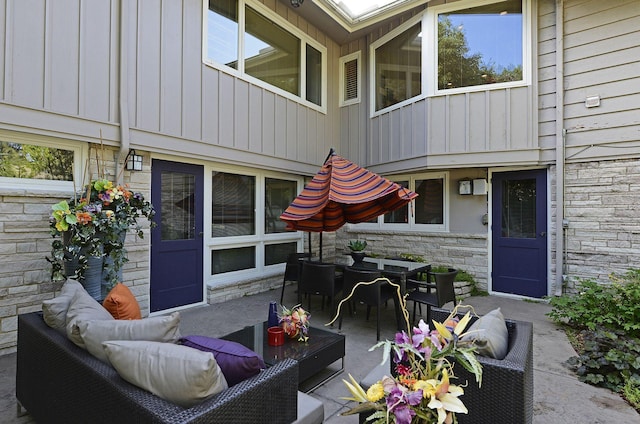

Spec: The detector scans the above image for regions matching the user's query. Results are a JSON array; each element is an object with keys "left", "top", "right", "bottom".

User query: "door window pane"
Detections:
[
  {"left": 265, "top": 177, "right": 296, "bottom": 234},
  {"left": 0, "top": 141, "right": 73, "bottom": 180},
  {"left": 501, "top": 179, "right": 536, "bottom": 238},
  {"left": 161, "top": 172, "right": 195, "bottom": 241},
  {"left": 306, "top": 44, "right": 322, "bottom": 105},
  {"left": 212, "top": 172, "right": 255, "bottom": 237},
  {"left": 265, "top": 242, "right": 297, "bottom": 266},
  {"left": 415, "top": 178, "right": 444, "bottom": 224},
  {"left": 207, "top": 0, "right": 238, "bottom": 69},
  {"left": 438, "top": 0, "right": 523, "bottom": 90},
  {"left": 245, "top": 7, "right": 300, "bottom": 96},
  {"left": 384, "top": 181, "right": 410, "bottom": 223},
  {"left": 212, "top": 247, "right": 255, "bottom": 274},
  {"left": 374, "top": 22, "right": 421, "bottom": 111}
]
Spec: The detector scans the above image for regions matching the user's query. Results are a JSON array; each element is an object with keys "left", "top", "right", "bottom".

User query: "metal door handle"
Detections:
[{"left": 540, "top": 232, "right": 546, "bottom": 237}]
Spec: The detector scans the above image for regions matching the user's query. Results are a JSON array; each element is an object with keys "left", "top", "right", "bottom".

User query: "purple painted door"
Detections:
[
  {"left": 492, "top": 169, "right": 547, "bottom": 298},
  {"left": 150, "top": 160, "right": 204, "bottom": 312}
]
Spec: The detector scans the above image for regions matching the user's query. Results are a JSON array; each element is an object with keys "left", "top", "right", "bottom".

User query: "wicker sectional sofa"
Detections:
[{"left": 16, "top": 312, "right": 300, "bottom": 424}]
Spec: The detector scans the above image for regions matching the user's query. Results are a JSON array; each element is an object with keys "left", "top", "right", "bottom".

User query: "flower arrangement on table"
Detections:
[
  {"left": 278, "top": 304, "right": 310, "bottom": 342},
  {"left": 327, "top": 277, "right": 482, "bottom": 424},
  {"left": 49, "top": 178, "right": 155, "bottom": 288}
]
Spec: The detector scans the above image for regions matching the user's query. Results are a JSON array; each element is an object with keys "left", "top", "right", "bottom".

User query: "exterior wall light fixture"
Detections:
[
  {"left": 125, "top": 149, "right": 143, "bottom": 171},
  {"left": 291, "top": 0, "right": 304, "bottom": 7}
]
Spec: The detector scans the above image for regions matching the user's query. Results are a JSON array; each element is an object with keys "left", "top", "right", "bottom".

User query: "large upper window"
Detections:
[
  {"left": 205, "top": 0, "right": 326, "bottom": 111},
  {"left": 371, "top": 18, "right": 422, "bottom": 112},
  {"left": 371, "top": 0, "right": 529, "bottom": 113},
  {"left": 436, "top": 0, "right": 523, "bottom": 91}
]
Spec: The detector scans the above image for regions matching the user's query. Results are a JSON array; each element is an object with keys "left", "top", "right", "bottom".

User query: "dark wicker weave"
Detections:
[
  {"left": 431, "top": 307, "right": 534, "bottom": 424},
  {"left": 16, "top": 312, "right": 298, "bottom": 424}
]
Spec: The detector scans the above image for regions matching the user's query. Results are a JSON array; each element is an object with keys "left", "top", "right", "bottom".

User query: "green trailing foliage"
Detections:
[
  {"left": 548, "top": 269, "right": 640, "bottom": 400},
  {"left": 547, "top": 270, "right": 640, "bottom": 338}
]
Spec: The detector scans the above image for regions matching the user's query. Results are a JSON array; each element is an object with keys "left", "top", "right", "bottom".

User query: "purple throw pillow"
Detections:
[{"left": 179, "top": 335, "right": 265, "bottom": 386}]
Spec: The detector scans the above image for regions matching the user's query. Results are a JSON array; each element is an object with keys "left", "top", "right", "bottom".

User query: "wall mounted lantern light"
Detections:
[
  {"left": 125, "top": 149, "right": 143, "bottom": 171},
  {"left": 290, "top": 0, "right": 304, "bottom": 7}
]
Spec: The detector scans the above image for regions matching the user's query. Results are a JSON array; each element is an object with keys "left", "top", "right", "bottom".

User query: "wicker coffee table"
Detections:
[{"left": 222, "top": 321, "right": 345, "bottom": 392}]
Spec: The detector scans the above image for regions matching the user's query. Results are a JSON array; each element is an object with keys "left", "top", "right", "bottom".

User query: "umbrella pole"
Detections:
[
  {"left": 319, "top": 232, "right": 323, "bottom": 262},
  {"left": 307, "top": 232, "right": 312, "bottom": 257}
]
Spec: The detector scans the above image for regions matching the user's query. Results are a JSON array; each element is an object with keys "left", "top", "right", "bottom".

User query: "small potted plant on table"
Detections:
[{"left": 348, "top": 240, "right": 367, "bottom": 263}]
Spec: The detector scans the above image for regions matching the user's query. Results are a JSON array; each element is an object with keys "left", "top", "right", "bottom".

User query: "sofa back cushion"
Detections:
[
  {"left": 461, "top": 308, "right": 509, "bottom": 360},
  {"left": 78, "top": 312, "right": 181, "bottom": 362},
  {"left": 65, "top": 286, "right": 114, "bottom": 347},
  {"left": 103, "top": 340, "right": 228, "bottom": 408},
  {"left": 42, "top": 279, "right": 84, "bottom": 331}
]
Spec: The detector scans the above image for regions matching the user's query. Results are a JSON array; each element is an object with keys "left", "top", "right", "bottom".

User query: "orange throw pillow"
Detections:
[{"left": 103, "top": 283, "right": 142, "bottom": 320}]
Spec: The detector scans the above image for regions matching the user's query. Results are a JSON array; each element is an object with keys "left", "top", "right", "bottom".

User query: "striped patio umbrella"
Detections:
[{"left": 280, "top": 150, "right": 418, "bottom": 258}]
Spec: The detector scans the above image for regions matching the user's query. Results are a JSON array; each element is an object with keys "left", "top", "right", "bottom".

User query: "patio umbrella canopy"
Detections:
[{"left": 280, "top": 149, "right": 418, "bottom": 236}]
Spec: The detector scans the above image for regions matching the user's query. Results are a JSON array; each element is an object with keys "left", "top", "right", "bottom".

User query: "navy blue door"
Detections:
[
  {"left": 150, "top": 160, "right": 204, "bottom": 312},
  {"left": 492, "top": 169, "right": 547, "bottom": 298}
]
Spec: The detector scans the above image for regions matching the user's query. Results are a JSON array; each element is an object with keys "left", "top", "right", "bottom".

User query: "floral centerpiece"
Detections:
[
  {"left": 279, "top": 304, "right": 310, "bottom": 342},
  {"left": 49, "top": 179, "right": 155, "bottom": 294},
  {"left": 329, "top": 277, "right": 482, "bottom": 424}
]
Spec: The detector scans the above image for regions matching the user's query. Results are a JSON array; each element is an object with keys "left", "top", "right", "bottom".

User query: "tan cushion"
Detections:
[
  {"left": 103, "top": 340, "right": 228, "bottom": 407},
  {"left": 462, "top": 308, "right": 509, "bottom": 360},
  {"left": 65, "top": 287, "right": 114, "bottom": 348},
  {"left": 42, "top": 279, "right": 84, "bottom": 330},
  {"left": 78, "top": 312, "right": 181, "bottom": 362},
  {"left": 102, "top": 283, "right": 142, "bottom": 320}
]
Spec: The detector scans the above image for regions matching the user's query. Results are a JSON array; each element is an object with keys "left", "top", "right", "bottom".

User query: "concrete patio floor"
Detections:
[{"left": 1, "top": 287, "right": 638, "bottom": 423}]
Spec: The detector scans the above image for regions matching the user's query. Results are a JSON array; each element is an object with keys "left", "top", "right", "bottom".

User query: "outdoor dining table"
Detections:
[
  {"left": 333, "top": 256, "right": 431, "bottom": 331},
  {"left": 335, "top": 256, "right": 431, "bottom": 295}
]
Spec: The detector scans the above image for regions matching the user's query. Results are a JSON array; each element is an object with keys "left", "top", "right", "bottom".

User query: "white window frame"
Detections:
[
  {"left": 426, "top": 0, "right": 531, "bottom": 97},
  {"left": 205, "top": 164, "right": 304, "bottom": 287},
  {"left": 354, "top": 171, "right": 450, "bottom": 232},
  {"left": 202, "top": 0, "right": 328, "bottom": 114},
  {"left": 0, "top": 130, "right": 87, "bottom": 193},
  {"left": 339, "top": 51, "right": 361, "bottom": 107},
  {"left": 369, "top": 13, "right": 425, "bottom": 117}
]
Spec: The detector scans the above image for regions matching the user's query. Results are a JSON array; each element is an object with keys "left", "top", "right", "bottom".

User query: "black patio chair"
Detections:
[
  {"left": 406, "top": 268, "right": 457, "bottom": 325},
  {"left": 298, "top": 262, "right": 343, "bottom": 315},
  {"left": 280, "top": 252, "right": 310, "bottom": 304},
  {"left": 338, "top": 266, "right": 397, "bottom": 341}
]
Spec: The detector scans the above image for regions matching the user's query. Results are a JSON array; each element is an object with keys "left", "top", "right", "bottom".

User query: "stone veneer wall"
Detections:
[
  {"left": 562, "top": 158, "right": 640, "bottom": 291},
  {"left": 0, "top": 146, "right": 151, "bottom": 356},
  {"left": 335, "top": 230, "right": 488, "bottom": 298}
]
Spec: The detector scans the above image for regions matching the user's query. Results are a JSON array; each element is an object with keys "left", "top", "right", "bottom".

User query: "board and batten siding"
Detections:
[
  {"left": 129, "top": 0, "right": 340, "bottom": 172},
  {"left": 561, "top": 0, "right": 640, "bottom": 162},
  {"left": 0, "top": 0, "right": 339, "bottom": 174}
]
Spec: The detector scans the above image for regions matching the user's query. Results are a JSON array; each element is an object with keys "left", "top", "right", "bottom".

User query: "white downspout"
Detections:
[
  {"left": 554, "top": 0, "right": 565, "bottom": 296},
  {"left": 117, "top": 0, "right": 130, "bottom": 185}
]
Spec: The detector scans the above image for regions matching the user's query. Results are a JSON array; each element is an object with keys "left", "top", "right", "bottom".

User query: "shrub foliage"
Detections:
[{"left": 548, "top": 270, "right": 640, "bottom": 399}]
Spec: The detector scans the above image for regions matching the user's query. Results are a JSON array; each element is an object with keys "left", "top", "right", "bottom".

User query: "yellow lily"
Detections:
[{"left": 423, "top": 369, "right": 468, "bottom": 424}]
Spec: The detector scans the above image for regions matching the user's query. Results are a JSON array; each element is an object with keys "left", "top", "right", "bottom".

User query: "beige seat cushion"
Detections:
[
  {"left": 78, "top": 312, "right": 181, "bottom": 362},
  {"left": 103, "top": 340, "right": 228, "bottom": 408}
]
